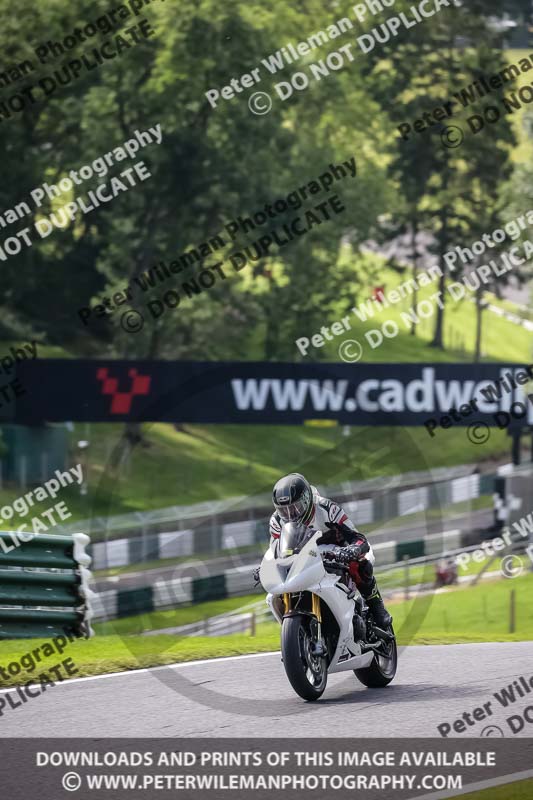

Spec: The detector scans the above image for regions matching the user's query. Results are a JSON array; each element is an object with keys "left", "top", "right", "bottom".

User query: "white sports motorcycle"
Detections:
[{"left": 260, "top": 521, "right": 397, "bottom": 701}]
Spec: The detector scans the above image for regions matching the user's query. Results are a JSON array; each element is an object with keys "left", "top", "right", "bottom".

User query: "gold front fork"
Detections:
[
  {"left": 311, "top": 593, "right": 322, "bottom": 622},
  {"left": 283, "top": 593, "right": 321, "bottom": 623}
]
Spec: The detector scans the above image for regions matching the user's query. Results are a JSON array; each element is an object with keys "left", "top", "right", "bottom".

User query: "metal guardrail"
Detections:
[
  {"left": 0, "top": 532, "right": 95, "bottom": 640},
  {"left": 57, "top": 469, "right": 491, "bottom": 573},
  {"left": 379, "top": 529, "right": 532, "bottom": 599}
]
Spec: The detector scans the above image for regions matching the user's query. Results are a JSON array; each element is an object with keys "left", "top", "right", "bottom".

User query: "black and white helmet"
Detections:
[{"left": 272, "top": 473, "right": 313, "bottom": 525}]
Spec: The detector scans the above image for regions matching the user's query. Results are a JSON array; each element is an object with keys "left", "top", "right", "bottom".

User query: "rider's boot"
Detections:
[
  {"left": 361, "top": 579, "right": 392, "bottom": 629},
  {"left": 353, "top": 560, "right": 392, "bottom": 629}
]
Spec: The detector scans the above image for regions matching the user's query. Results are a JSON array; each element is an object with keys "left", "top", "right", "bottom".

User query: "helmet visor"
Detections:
[{"left": 276, "top": 497, "right": 308, "bottom": 522}]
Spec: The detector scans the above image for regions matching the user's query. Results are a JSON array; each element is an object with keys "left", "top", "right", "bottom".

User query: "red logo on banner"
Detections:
[{"left": 96, "top": 368, "right": 151, "bottom": 414}]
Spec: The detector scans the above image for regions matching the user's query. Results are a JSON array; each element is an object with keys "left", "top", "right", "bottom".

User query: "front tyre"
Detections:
[
  {"left": 281, "top": 615, "right": 327, "bottom": 701},
  {"left": 354, "top": 626, "right": 397, "bottom": 688}
]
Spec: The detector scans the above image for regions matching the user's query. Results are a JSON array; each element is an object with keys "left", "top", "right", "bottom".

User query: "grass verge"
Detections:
[
  {"left": 94, "top": 594, "right": 263, "bottom": 637},
  {"left": 460, "top": 780, "right": 533, "bottom": 800}
]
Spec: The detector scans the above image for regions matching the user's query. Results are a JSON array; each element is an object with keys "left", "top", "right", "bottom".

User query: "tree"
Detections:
[
  {"left": 0, "top": 0, "right": 398, "bottom": 364},
  {"left": 359, "top": 0, "right": 516, "bottom": 351}
]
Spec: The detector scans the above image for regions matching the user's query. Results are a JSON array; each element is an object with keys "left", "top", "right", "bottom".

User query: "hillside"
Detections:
[{"left": 0, "top": 264, "right": 525, "bottom": 520}]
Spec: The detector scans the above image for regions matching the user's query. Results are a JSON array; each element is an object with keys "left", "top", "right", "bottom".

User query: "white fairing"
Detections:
[{"left": 260, "top": 531, "right": 374, "bottom": 674}]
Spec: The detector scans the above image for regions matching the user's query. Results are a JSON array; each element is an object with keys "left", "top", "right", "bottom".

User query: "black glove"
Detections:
[
  {"left": 252, "top": 566, "right": 261, "bottom": 586},
  {"left": 334, "top": 542, "right": 367, "bottom": 564}
]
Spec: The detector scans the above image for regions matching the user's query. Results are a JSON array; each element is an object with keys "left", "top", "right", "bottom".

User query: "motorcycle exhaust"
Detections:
[
  {"left": 371, "top": 625, "right": 395, "bottom": 642},
  {"left": 361, "top": 641, "right": 383, "bottom": 652}
]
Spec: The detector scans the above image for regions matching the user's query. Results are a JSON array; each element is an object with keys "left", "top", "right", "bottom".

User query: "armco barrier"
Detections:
[
  {"left": 192, "top": 574, "right": 227, "bottom": 604},
  {"left": 0, "top": 532, "right": 95, "bottom": 639},
  {"left": 92, "top": 525, "right": 497, "bottom": 621},
  {"left": 396, "top": 538, "right": 425, "bottom": 561},
  {"left": 99, "top": 573, "right": 229, "bottom": 622},
  {"left": 58, "top": 468, "right": 489, "bottom": 567},
  {"left": 117, "top": 586, "right": 154, "bottom": 618}
]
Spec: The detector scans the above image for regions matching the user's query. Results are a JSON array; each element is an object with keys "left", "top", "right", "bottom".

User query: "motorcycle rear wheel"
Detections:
[
  {"left": 354, "top": 626, "right": 397, "bottom": 688},
  {"left": 281, "top": 615, "right": 327, "bottom": 701}
]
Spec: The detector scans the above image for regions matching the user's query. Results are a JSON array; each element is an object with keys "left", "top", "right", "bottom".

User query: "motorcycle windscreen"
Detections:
[{"left": 279, "top": 522, "right": 314, "bottom": 557}]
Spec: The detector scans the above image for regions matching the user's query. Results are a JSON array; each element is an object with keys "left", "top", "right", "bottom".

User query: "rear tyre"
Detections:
[
  {"left": 281, "top": 615, "right": 327, "bottom": 701},
  {"left": 354, "top": 626, "right": 397, "bottom": 688}
]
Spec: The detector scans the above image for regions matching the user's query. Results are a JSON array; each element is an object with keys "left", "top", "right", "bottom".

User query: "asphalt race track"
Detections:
[{"left": 1, "top": 642, "right": 532, "bottom": 738}]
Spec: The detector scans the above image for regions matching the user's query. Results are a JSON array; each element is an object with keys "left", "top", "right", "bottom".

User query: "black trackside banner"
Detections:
[{"left": 6, "top": 360, "right": 533, "bottom": 427}]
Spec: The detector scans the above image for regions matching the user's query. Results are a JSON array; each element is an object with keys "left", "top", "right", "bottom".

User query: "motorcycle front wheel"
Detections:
[{"left": 281, "top": 615, "right": 327, "bottom": 701}]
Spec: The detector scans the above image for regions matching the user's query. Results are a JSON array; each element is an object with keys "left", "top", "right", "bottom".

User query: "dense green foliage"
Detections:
[
  {"left": 0, "top": 1, "right": 531, "bottom": 514},
  {"left": 0, "top": 0, "right": 530, "bottom": 361}
]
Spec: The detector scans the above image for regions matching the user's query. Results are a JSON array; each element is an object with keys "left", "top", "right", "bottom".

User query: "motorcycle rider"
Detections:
[{"left": 255, "top": 473, "right": 392, "bottom": 629}]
